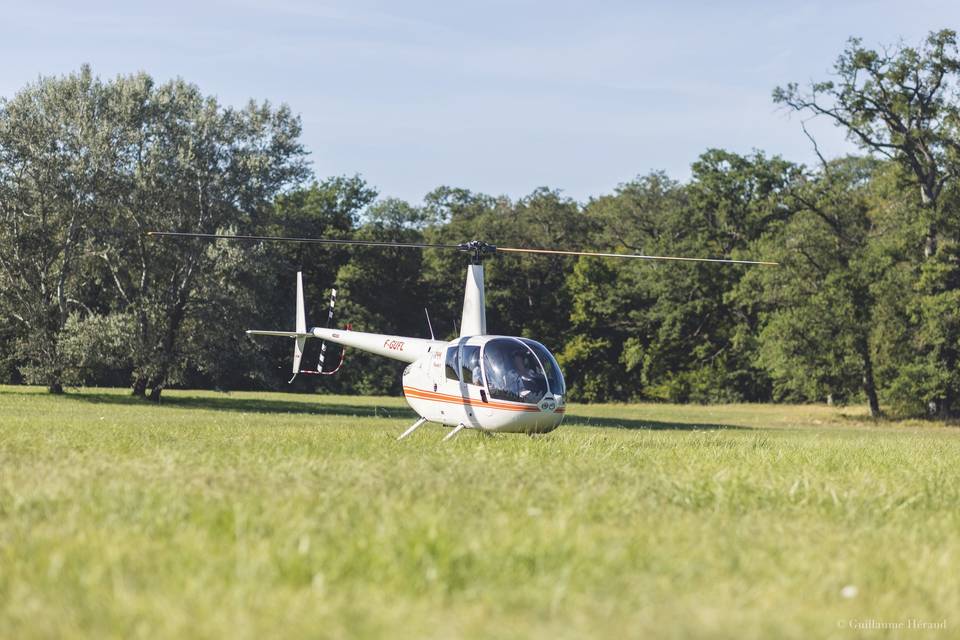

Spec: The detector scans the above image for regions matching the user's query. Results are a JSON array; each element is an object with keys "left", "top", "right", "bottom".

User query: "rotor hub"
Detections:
[{"left": 457, "top": 240, "right": 498, "bottom": 264}]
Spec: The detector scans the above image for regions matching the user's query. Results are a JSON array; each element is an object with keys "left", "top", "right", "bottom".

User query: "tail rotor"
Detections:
[{"left": 316, "top": 288, "right": 338, "bottom": 374}]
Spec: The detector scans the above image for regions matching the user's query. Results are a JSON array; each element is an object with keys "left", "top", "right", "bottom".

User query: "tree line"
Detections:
[{"left": 2, "top": 30, "right": 959, "bottom": 418}]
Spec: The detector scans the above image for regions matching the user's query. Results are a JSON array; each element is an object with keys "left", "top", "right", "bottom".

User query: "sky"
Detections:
[{"left": 1, "top": 0, "right": 958, "bottom": 204}]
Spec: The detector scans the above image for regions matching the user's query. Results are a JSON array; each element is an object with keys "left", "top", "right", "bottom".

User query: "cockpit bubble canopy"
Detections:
[
  {"left": 482, "top": 337, "right": 565, "bottom": 404},
  {"left": 519, "top": 338, "right": 565, "bottom": 396}
]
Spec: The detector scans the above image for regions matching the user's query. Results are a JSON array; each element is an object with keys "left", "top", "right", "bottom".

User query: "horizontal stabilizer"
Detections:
[{"left": 246, "top": 330, "right": 313, "bottom": 338}]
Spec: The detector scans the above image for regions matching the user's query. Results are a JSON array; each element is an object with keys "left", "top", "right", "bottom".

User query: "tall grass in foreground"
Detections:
[{"left": 1, "top": 386, "right": 958, "bottom": 639}]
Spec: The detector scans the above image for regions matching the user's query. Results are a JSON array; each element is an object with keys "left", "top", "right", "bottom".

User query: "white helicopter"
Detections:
[{"left": 149, "top": 234, "right": 775, "bottom": 440}]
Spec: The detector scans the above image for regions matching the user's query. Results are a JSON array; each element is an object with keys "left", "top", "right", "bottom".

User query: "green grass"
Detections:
[{"left": 1, "top": 386, "right": 958, "bottom": 639}]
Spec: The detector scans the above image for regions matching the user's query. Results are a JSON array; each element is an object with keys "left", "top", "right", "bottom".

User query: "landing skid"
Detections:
[
  {"left": 397, "top": 417, "right": 427, "bottom": 441},
  {"left": 396, "top": 419, "right": 486, "bottom": 442},
  {"left": 442, "top": 423, "right": 468, "bottom": 442}
]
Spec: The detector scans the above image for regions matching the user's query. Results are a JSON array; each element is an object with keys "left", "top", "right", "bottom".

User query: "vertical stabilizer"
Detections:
[
  {"left": 291, "top": 272, "right": 307, "bottom": 380},
  {"left": 296, "top": 272, "right": 306, "bottom": 334},
  {"left": 460, "top": 264, "right": 486, "bottom": 336}
]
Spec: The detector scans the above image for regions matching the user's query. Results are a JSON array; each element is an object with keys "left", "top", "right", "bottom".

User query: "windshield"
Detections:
[
  {"left": 482, "top": 338, "right": 549, "bottom": 404},
  {"left": 520, "top": 339, "right": 565, "bottom": 397}
]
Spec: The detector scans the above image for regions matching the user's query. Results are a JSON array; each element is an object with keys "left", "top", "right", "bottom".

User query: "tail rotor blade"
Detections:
[{"left": 317, "top": 288, "right": 337, "bottom": 373}]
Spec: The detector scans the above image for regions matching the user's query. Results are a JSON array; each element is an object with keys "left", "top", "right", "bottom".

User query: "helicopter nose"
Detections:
[{"left": 537, "top": 394, "right": 559, "bottom": 412}]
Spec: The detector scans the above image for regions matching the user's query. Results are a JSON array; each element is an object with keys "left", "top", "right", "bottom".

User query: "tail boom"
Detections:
[
  {"left": 246, "top": 272, "right": 443, "bottom": 373},
  {"left": 245, "top": 328, "right": 442, "bottom": 364},
  {"left": 309, "top": 327, "right": 440, "bottom": 364}
]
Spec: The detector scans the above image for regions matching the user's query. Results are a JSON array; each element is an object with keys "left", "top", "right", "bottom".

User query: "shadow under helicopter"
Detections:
[
  {"left": 62, "top": 390, "right": 412, "bottom": 419},
  {"left": 560, "top": 415, "right": 749, "bottom": 431},
  {"left": 59, "top": 391, "right": 749, "bottom": 431}
]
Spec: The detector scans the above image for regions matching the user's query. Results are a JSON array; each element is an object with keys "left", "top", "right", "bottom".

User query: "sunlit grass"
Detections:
[{"left": 2, "top": 386, "right": 958, "bottom": 639}]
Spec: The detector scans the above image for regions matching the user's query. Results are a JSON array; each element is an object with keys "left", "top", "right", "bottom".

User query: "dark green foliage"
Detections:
[
  {"left": 328, "top": 198, "right": 432, "bottom": 395},
  {"left": 59, "top": 313, "right": 136, "bottom": 386},
  {"left": 737, "top": 156, "right": 883, "bottom": 413},
  {"left": 0, "top": 66, "right": 123, "bottom": 392},
  {"left": 0, "top": 69, "right": 309, "bottom": 400},
  {"left": 775, "top": 29, "right": 960, "bottom": 416},
  {"left": 565, "top": 155, "right": 795, "bottom": 404}
]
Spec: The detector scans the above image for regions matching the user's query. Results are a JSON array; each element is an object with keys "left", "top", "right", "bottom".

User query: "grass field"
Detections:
[{"left": 1, "top": 386, "right": 958, "bottom": 639}]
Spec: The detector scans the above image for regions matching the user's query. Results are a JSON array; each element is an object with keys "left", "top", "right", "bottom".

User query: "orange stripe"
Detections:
[
  {"left": 404, "top": 388, "right": 536, "bottom": 412},
  {"left": 403, "top": 386, "right": 559, "bottom": 414},
  {"left": 405, "top": 387, "right": 565, "bottom": 415},
  {"left": 403, "top": 387, "right": 540, "bottom": 412},
  {"left": 405, "top": 390, "right": 532, "bottom": 412}
]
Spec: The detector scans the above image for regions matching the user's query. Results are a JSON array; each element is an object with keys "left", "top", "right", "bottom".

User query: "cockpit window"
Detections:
[
  {"left": 482, "top": 338, "right": 549, "bottom": 404},
  {"left": 461, "top": 345, "right": 483, "bottom": 386},
  {"left": 445, "top": 346, "right": 460, "bottom": 382},
  {"left": 520, "top": 339, "right": 565, "bottom": 397}
]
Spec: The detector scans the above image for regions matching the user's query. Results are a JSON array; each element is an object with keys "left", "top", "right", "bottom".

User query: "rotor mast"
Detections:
[
  {"left": 460, "top": 264, "right": 486, "bottom": 336},
  {"left": 457, "top": 241, "right": 496, "bottom": 337}
]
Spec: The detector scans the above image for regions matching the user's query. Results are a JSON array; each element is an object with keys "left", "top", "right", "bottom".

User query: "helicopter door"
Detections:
[{"left": 460, "top": 345, "right": 484, "bottom": 388}]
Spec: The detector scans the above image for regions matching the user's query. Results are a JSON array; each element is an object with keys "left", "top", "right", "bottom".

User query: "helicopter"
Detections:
[{"left": 148, "top": 233, "right": 776, "bottom": 440}]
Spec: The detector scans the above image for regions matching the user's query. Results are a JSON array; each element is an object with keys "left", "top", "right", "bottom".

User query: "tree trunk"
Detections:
[
  {"left": 858, "top": 337, "right": 881, "bottom": 418},
  {"left": 863, "top": 371, "right": 881, "bottom": 419},
  {"left": 920, "top": 203, "right": 952, "bottom": 416},
  {"left": 132, "top": 377, "right": 147, "bottom": 397},
  {"left": 930, "top": 389, "right": 955, "bottom": 420},
  {"left": 924, "top": 222, "right": 938, "bottom": 258},
  {"left": 144, "top": 299, "right": 185, "bottom": 404},
  {"left": 48, "top": 381, "right": 64, "bottom": 394}
]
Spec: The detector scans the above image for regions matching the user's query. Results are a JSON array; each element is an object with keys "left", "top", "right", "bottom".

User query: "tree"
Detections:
[
  {"left": 738, "top": 157, "right": 884, "bottom": 415},
  {"left": 774, "top": 29, "right": 960, "bottom": 416},
  {"left": 0, "top": 67, "right": 124, "bottom": 392},
  {"left": 481, "top": 188, "right": 588, "bottom": 342},
  {"left": 83, "top": 72, "right": 309, "bottom": 400},
  {"left": 571, "top": 153, "right": 797, "bottom": 403},
  {"left": 562, "top": 172, "right": 680, "bottom": 401},
  {"left": 330, "top": 198, "right": 430, "bottom": 395},
  {"left": 774, "top": 29, "right": 960, "bottom": 256}
]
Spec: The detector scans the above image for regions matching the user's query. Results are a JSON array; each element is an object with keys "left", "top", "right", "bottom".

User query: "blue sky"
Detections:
[{"left": 1, "top": 1, "right": 957, "bottom": 203}]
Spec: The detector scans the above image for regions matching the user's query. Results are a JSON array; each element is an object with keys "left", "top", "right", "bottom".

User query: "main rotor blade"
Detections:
[
  {"left": 497, "top": 246, "right": 778, "bottom": 266},
  {"left": 145, "top": 231, "right": 460, "bottom": 250},
  {"left": 146, "top": 232, "right": 777, "bottom": 265}
]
